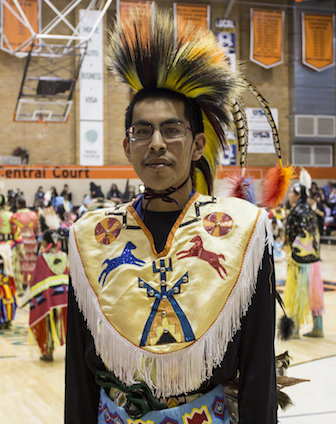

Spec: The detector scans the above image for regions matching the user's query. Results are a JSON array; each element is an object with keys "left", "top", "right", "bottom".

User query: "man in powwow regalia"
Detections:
[{"left": 65, "top": 8, "right": 294, "bottom": 424}]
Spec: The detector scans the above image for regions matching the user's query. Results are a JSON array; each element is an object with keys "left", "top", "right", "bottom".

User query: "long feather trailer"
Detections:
[
  {"left": 232, "top": 98, "right": 248, "bottom": 169},
  {"left": 241, "top": 79, "right": 281, "bottom": 160}
]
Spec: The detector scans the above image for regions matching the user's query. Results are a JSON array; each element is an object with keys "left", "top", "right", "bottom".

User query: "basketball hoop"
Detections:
[{"left": 35, "top": 115, "right": 49, "bottom": 139}]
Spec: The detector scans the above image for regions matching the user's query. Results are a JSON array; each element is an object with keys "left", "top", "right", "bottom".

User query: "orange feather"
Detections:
[{"left": 261, "top": 164, "right": 296, "bottom": 208}]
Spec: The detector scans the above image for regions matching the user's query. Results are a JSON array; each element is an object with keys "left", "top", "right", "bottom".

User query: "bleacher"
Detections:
[{"left": 321, "top": 221, "right": 336, "bottom": 244}]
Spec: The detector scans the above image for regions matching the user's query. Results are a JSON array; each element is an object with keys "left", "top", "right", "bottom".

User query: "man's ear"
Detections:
[
  {"left": 192, "top": 133, "right": 207, "bottom": 161},
  {"left": 123, "top": 137, "right": 132, "bottom": 164}
]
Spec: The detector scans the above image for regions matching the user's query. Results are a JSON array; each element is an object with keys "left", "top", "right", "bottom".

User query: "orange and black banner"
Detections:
[
  {"left": 0, "top": 165, "right": 137, "bottom": 180},
  {"left": 302, "top": 13, "right": 335, "bottom": 72},
  {"left": 1, "top": 165, "right": 336, "bottom": 180},
  {"left": 2, "top": 0, "right": 39, "bottom": 52},
  {"left": 173, "top": 3, "right": 210, "bottom": 42},
  {"left": 250, "top": 9, "right": 284, "bottom": 69},
  {"left": 118, "top": 0, "right": 154, "bottom": 22}
]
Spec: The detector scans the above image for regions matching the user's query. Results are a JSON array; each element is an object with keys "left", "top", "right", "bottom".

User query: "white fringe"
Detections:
[{"left": 69, "top": 209, "right": 273, "bottom": 398}]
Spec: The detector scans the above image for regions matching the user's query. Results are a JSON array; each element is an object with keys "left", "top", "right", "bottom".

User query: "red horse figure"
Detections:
[{"left": 177, "top": 235, "right": 227, "bottom": 279}]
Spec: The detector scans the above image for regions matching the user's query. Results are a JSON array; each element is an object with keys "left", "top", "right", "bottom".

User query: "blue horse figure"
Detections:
[{"left": 98, "top": 241, "right": 145, "bottom": 286}]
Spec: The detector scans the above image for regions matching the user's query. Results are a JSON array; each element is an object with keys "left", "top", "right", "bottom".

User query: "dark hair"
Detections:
[
  {"left": 293, "top": 183, "right": 308, "bottom": 203},
  {"left": 125, "top": 88, "right": 204, "bottom": 137},
  {"left": 90, "top": 182, "right": 104, "bottom": 199},
  {"left": 57, "top": 204, "right": 65, "bottom": 221},
  {"left": 16, "top": 196, "right": 26, "bottom": 209},
  {"left": 42, "top": 229, "right": 59, "bottom": 247},
  {"left": 51, "top": 186, "right": 58, "bottom": 197},
  {"left": 0, "top": 194, "right": 5, "bottom": 207}
]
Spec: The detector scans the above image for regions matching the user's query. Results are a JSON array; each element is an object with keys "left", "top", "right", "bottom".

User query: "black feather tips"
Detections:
[{"left": 277, "top": 314, "right": 295, "bottom": 341}]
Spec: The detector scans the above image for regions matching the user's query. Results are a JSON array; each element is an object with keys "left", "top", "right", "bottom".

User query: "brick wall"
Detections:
[{"left": 0, "top": 0, "right": 301, "bottom": 169}]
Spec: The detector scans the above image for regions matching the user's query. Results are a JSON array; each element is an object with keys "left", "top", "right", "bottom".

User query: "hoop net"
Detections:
[{"left": 35, "top": 115, "right": 49, "bottom": 139}]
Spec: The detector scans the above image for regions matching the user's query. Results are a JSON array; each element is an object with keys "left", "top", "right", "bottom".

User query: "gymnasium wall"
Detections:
[
  {"left": 0, "top": 0, "right": 334, "bottom": 168},
  {"left": 1, "top": 165, "right": 335, "bottom": 208}
]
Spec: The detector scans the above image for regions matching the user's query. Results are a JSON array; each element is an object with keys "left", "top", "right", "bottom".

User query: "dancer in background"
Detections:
[
  {"left": 12, "top": 197, "right": 38, "bottom": 291},
  {"left": 0, "top": 246, "right": 17, "bottom": 329},
  {"left": 284, "top": 177, "right": 324, "bottom": 338},
  {"left": 29, "top": 229, "right": 68, "bottom": 361},
  {"left": 0, "top": 193, "right": 24, "bottom": 295}
]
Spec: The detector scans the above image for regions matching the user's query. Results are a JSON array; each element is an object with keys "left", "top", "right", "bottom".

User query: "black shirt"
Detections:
[{"left": 65, "top": 209, "right": 277, "bottom": 424}]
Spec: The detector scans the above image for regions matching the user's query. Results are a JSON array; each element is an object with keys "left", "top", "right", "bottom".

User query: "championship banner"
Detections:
[
  {"left": 250, "top": 9, "right": 284, "bottom": 69},
  {"left": 1, "top": 0, "right": 40, "bottom": 53},
  {"left": 215, "top": 18, "right": 236, "bottom": 72},
  {"left": 173, "top": 3, "right": 210, "bottom": 42},
  {"left": 117, "top": 0, "right": 154, "bottom": 23},
  {"left": 302, "top": 13, "right": 335, "bottom": 72}
]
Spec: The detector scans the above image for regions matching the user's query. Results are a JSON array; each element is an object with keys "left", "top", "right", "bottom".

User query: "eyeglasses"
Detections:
[{"left": 128, "top": 121, "right": 192, "bottom": 142}]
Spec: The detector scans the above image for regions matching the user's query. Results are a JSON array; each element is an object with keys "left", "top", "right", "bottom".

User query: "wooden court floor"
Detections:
[{"left": 1, "top": 244, "right": 335, "bottom": 424}]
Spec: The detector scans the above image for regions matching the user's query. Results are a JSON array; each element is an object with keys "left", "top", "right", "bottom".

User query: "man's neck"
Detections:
[{"left": 141, "top": 179, "right": 193, "bottom": 212}]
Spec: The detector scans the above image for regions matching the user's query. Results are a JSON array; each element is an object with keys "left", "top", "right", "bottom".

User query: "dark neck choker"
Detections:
[{"left": 142, "top": 176, "right": 190, "bottom": 214}]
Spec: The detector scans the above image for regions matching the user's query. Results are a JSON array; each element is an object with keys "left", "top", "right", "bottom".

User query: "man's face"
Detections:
[{"left": 123, "top": 97, "right": 206, "bottom": 191}]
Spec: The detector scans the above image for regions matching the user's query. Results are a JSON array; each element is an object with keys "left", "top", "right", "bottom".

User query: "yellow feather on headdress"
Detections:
[
  {"left": 106, "top": 7, "right": 292, "bottom": 200},
  {"left": 106, "top": 7, "right": 242, "bottom": 195}
]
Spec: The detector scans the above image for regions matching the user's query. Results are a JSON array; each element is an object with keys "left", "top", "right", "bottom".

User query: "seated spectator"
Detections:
[
  {"left": 307, "top": 194, "right": 325, "bottom": 235},
  {"left": 106, "top": 183, "right": 122, "bottom": 204},
  {"left": 89, "top": 182, "right": 104, "bottom": 199},
  {"left": 34, "top": 186, "right": 44, "bottom": 202},
  {"left": 63, "top": 194, "right": 73, "bottom": 213},
  {"left": 77, "top": 195, "right": 90, "bottom": 218},
  {"left": 328, "top": 185, "right": 336, "bottom": 210},
  {"left": 318, "top": 187, "right": 327, "bottom": 203},
  {"left": 50, "top": 186, "right": 58, "bottom": 207},
  {"left": 323, "top": 180, "right": 333, "bottom": 198},
  {"left": 273, "top": 236, "right": 286, "bottom": 262},
  {"left": 61, "top": 184, "right": 72, "bottom": 202},
  {"left": 78, "top": 183, "right": 104, "bottom": 218},
  {"left": 270, "top": 216, "right": 284, "bottom": 239},
  {"left": 310, "top": 181, "right": 319, "bottom": 197}
]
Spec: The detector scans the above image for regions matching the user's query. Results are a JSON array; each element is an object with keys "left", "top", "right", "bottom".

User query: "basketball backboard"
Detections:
[
  {"left": 14, "top": 99, "right": 72, "bottom": 122},
  {"left": 0, "top": 0, "right": 113, "bottom": 57},
  {"left": 13, "top": 40, "right": 86, "bottom": 122}
]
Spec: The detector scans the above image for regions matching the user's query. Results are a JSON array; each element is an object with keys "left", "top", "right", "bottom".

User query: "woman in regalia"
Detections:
[{"left": 28, "top": 229, "right": 69, "bottom": 361}]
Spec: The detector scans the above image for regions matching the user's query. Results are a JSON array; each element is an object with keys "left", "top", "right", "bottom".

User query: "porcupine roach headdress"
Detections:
[
  {"left": 106, "top": 8, "right": 242, "bottom": 196},
  {"left": 106, "top": 7, "right": 293, "bottom": 205}
]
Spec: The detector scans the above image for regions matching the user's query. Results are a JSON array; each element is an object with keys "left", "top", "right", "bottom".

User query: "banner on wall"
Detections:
[
  {"left": 173, "top": 3, "right": 210, "bottom": 42},
  {"left": 79, "top": 10, "right": 104, "bottom": 166},
  {"left": 0, "top": 165, "right": 138, "bottom": 179},
  {"left": 215, "top": 18, "right": 236, "bottom": 72},
  {"left": 1, "top": 0, "right": 40, "bottom": 53},
  {"left": 246, "top": 108, "right": 278, "bottom": 154},
  {"left": 302, "top": 13, "right": 335, "bottom": 72},
  {"left": 117, "top": 0, "right": 154, "bottom": 22},
  {"left": 250, "top": 9, "right": 284, "bottom": 69}
]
